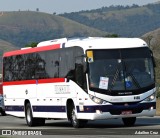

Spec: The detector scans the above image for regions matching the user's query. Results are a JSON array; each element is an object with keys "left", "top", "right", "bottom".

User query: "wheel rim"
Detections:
[
  {"left": 71, "top": 108, "right": 77, "bottom": 125},
  {"left": 27, "top": 107, "right": 31, "bottom": 123}
]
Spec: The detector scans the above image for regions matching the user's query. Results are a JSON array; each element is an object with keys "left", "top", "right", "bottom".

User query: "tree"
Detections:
[
  {"left": 36, "top": 8, "right": 39, "bottom": 12},
  {"left": 25, "top": 42, "right": 38, "bottom": 48},
  {"left": 104, "top": 34, "right": 119, "bottom": 37}
]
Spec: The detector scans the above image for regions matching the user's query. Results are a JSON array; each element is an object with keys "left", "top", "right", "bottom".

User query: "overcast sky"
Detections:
[{"left": 0, "top": 0, "right": 159, "bottom": 14}]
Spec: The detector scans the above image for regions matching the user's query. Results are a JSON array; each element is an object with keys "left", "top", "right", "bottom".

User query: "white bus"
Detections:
[{"left": 3, "top": 37, "right": 156, "bottom": 128}]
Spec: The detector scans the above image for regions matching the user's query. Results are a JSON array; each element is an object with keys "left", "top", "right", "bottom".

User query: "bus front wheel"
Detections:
[
  {"left": 122, "top": 117, "right": 136, "bottom": 127},
  {"left": 69, "top": 104, "right": 88, "bottom": 128},
  {"left": 1, "top": 110, "right": 6, "bottom": 116},
  {"left": 25, "top": 103, "right": 45, "bottom": 126}
]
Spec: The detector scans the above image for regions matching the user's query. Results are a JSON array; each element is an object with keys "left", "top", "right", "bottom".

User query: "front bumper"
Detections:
[{"left": 76, "top": 102, "right": 156, "bottom": 120}]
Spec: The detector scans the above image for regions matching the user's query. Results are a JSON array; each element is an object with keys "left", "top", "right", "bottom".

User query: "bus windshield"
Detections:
[{"left": 88, "top": 47, "right": 155, "bottom": 95}]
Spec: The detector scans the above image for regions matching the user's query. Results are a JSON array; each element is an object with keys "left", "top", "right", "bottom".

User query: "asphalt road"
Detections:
[{"left": 0, "top": 115, "right": 160, "bottom": 137}]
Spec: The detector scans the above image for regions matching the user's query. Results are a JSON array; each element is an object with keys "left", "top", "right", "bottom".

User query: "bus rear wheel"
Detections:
[
  {"left": 69, "top": 104, "right": 88, "bottom": 128},
  {"left": 25, "top": 103, "right": 45, "bottom": 126},
  {"left": 122, "top": 117, "right": 136, "bottom": 127}
]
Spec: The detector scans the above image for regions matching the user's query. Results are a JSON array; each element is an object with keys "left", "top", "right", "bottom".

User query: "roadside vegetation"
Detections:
[{"left": 156, "top": 99, "right": 160, "bottom": 115}]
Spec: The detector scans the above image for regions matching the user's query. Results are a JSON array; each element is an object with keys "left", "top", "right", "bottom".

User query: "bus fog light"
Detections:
[
  {"left": 79, "top": 105, "right": 84, "bottom": 111},
  {"left": 150, "top": 106, "right": 154, "bottom": 110},
  {"left": 96, "top": 110, "right": 102, "bottom": 114}
]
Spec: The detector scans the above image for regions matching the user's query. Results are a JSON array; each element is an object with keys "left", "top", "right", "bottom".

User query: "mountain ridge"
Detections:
[
  {"left": 61, "top": 3, "right": 160, "bottom": 37},
  {"left": 0, "top": 11, "right": 107, "bottom": 48}
]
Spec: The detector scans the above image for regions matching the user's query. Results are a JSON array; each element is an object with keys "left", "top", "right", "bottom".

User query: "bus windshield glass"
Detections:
[{"left": 88, "top": 47, "right": 155, "bottom": 94}]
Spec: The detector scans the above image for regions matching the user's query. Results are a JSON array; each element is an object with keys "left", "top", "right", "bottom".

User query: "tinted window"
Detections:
[{"left": 3, "top": 47, "right": 84, "bottom": 82}]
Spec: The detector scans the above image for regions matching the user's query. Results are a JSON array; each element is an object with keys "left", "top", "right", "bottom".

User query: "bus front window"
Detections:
[
  {"left": 89, "top": 59, "right": 125, "bottom": 90},
  {"left": 88, "top": 48, "right": 155, "bottom": 95}
]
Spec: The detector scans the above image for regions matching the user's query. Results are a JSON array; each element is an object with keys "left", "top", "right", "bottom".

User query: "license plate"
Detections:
[{"left": 121, "top": 110, "right": 132, "bottom": 115}]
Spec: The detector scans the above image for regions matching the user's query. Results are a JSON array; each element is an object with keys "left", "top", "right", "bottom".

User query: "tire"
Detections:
[
  {"left": 1, "top": 110, "right": 6, "bottom": 116},
  {"left": 69, "top": 104, "right": 88, "bottom": 128},
  {"left": 122, "top": 117, "right": 136, "bottom": 127},
  {"left": 25, "top": 103, "right": 45, "bottom": 127}
]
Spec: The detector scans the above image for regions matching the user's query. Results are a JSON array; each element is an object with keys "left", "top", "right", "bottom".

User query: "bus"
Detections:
[{"left": 3, "top": 37, "right": 156, "bottom": 128}]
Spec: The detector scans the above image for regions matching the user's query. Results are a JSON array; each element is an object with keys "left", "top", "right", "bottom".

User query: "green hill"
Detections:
[
  {"left": 0, "top": 39, "right": 18, "bottom": 73},
  {"left": 0, "top": 39, "right": 17, "bottom": 52},
  {"left": 0, "top": 11, "right": 106, "bottom": 47},
  {"left": 142, "top": 28, "right": 160, "bottom": 59},
  {"left": 61, "top": 3, "right": 160, "bottom": 37},
  {"left": 142, "top": 28, "right": 160, "bottom": 96}
]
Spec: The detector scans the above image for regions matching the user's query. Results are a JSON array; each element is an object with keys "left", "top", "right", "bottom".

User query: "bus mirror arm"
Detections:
[{"left": 83, "top": 62, "right": 88, "bottom": 73}]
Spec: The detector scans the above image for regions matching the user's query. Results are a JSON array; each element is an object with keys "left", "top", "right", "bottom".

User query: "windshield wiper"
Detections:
[
  {"left": 127, "top": 72, "right": 141, "bottom": 89},
  {"left": 108, "top": 65, "right": 120, "bottom": 92},
  {"left": 123, "top": 61, "right": 141, "bottom": 89}
]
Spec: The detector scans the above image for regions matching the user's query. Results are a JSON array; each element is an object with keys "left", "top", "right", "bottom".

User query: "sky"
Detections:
[{"left": 0, "top": 0, "right": 159, "bottom": 14}]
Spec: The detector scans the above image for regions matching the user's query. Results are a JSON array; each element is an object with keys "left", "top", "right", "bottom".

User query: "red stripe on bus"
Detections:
[
  {"left": 3, "top": 78, "right": 65, "bottom": 86},
  {"left": 38, "top": 78, "right": 65, "bottom": 84},
  {"left": 3, "top": 44, "right": 61, "bottom": 57},
  {"left": 3, "top": 80, "right": 36, "bottom": 86}
]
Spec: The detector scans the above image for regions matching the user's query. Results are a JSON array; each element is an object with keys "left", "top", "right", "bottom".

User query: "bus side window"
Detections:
[
  {"left": 35, "top": 59, "right": 48, "bottom": 79},
  {"left": 54, "top": 61, "right": 59, "bottom": 78}
]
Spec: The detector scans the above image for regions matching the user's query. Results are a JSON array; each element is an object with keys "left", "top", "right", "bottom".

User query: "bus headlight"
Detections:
[
  {"left": 144, "top": 93, "right": 156, "bottom": 102},
  {"left": 89, "top": 94, "right": 106, "bottom": 104}
]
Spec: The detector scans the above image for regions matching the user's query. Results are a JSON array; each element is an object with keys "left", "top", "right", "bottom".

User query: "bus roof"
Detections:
[
  {"left": 65, "top": 37, "right": 148, "bottom": 50},
  {"left": 3, "top": 37, "right": 148, "bottom": 57}
]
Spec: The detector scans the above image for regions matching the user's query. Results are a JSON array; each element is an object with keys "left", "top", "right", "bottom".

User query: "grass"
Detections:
[{"left": 156, "top": 98, "right": 160, "bottom": 116}]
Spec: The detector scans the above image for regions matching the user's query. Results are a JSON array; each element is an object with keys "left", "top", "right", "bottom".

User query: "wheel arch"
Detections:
[
  {"left": 24, "top": 99, "right": 30, "bottom": 105},
  {"left": 24, "top": 99, "right": 30, "bottom": 112}
]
